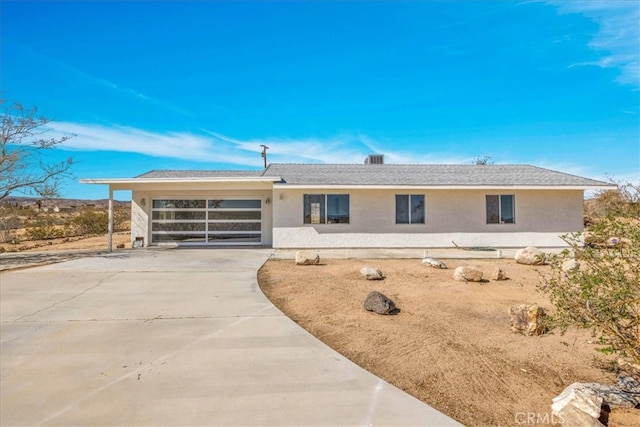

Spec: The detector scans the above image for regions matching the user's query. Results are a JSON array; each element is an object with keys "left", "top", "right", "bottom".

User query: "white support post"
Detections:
[{"left": 108, "top": 186, "right": 113, "bottom": 253}]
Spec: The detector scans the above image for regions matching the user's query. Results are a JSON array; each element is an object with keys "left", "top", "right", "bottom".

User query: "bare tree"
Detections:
[
  {"left": 1, "top": 95, "right": 74, "bottom": 200},
  {"left": 472, "top": 155, "right": 494, "bottom": 165}
]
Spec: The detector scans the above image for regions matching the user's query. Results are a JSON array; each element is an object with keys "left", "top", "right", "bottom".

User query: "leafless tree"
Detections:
[{"left": 1, "top": 94, "right": 74, "bottom": 200}]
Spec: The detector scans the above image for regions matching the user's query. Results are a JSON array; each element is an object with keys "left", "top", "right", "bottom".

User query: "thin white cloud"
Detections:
[
  {"left": 51, "top": 122, "right": 472, "bottom": 168},
  {"left": 546, "top": 1, "right": 640, "bottom": 87}
]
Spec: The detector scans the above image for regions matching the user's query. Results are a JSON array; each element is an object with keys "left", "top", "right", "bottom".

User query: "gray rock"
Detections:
[
  {"left": 491, "top": 266, "right": 507, "bottom": 281},
  {"left": 509, "top": 304, "right": 547, "bottom": 336},
  {"left": 585, "top": 382, "right": 639, "bottom": 408},
  {"left": 422, "top": 257, "right": 447, "bottom": 269},
  {"left": 295, "top": 251, "right": 320, "bottom": 265},
  {"left": 617, "top": 375, "right": 640, "bottom": 394},
  {"left": 360, "top": 267, "right": 384, "bottom": 280},
  {"left": 364, "top": 291, "right": 396, "bottom": 315},
  {"left": 515, "top": 246, "right": 546, "bottom": 265},
  {"left": 453, "top": 265, "right": 483, "bottom": 282}
]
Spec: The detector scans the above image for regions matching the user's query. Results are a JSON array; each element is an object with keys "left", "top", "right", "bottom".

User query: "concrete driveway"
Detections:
[{"left": 1, "top": 249, "right": 460, "bottom": 426}]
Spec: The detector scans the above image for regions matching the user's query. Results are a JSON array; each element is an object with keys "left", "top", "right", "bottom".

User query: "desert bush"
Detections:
[
  {"left": 72, "top": 209, "right": 108, "bottom": 235},
  {"left": 0, "top": 206, "right": 22, "bottom": 242},
  {"left": 24, "top": 223, "right": 67, "bottom": 240},
  {"left": 538, "top": 215, "right": 640, "bottom": 364},
  {"left": 585, "top": 180, "right": 640, "bottom": 223},
  {"left": 72, "top": 207, "right": 129, "bottom": 235}
]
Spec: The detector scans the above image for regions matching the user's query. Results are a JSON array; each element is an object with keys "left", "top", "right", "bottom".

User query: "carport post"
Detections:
[{"left": 107, "top": 186, "right": 113, "bottom": 253}]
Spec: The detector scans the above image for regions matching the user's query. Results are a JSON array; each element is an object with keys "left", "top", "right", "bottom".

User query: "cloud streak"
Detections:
[
  {"left": 546, "top": 1, "right": 640, "bottom": 87},
  {"left": 52, "top": 122, "right": 471, "bottom": 169}
]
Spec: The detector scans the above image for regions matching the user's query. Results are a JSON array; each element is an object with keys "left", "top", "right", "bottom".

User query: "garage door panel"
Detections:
[
  {"left": 153, "top": 233, "right": 207, "bottom": 243},
  {"left": 152, "top": 211, "right": 206, "bottom": 220},
  {"left": 152, "top": 222, "right": 207, "bottom": 232},
  {"left": 208, "top": 211, "right": 261, "bottom": 220},
  {"left": 151, "top": 198, "right": 262, "bottom": 245},
  {"left": 208, "top": 222, "right": 261, "bottom": 232}
]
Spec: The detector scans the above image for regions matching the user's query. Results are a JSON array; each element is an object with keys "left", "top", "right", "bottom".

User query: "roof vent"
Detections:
[{"left": 365, "top": 154, "right": 384, "bottom": 165}]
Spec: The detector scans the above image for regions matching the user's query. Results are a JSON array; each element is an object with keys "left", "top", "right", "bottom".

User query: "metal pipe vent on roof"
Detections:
[{"left": 365, "top": 154, "right": 384, "bottom": 165}]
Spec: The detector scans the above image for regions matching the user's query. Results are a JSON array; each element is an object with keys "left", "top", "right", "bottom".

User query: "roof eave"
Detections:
[
  {"left": 80, "top": 177, "right": 282, "bottom": 185},
  {"left": 273, "top": 184, "right": 616, "bottom": 190}
]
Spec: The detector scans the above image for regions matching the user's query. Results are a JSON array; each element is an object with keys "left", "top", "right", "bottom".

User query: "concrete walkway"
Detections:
[{"left": 0, "top": 248, "right": 461, "bottom": 426}]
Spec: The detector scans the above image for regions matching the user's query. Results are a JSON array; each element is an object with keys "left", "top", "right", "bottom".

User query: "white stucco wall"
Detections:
[
  {"left": 130, "top": 184, "right": 273, "bottom": 246},
  {"left": 272, "top": 188, "right": 584, "bottom": 248}
]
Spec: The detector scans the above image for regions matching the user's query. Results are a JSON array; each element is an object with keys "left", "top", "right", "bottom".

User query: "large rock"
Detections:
[
  {"left": 295, "top": 251, "right": 320, "bottom": 265},
  {"left": 453, "top": 265, "right": 483, "bottom": 282},
  {"left": 360, "top": 267, "right": 384, "bottom": 280},
  {"left": 364, "top": 291, "right": 396, "bottom": 315},
  {"left": 552, "top": 383, "right": 604, "bottom": 427},
  {"left": 509, "top": 304, "right": 547, "bottom": 336},
  {"left": 491, "top": 267, "right": 507, "bottom": 281},
  {"left": 551, "top": 380, "right": 640, "bottom": 427},
  {"left": 422, "top": 257, "right": 447, "bottom": 269},
  {"left": 515, "top": 246, "right": 546, "bottom": 265}
]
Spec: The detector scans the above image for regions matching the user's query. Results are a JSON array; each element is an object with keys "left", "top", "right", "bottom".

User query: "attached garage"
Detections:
[{"left": 151, "top": 198, "right": 263, "bottom": 245}]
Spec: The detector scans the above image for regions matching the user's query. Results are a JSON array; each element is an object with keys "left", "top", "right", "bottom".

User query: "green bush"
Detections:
[
  {"left": 538, "top": 215, "right": 640, "bottom": 364},
  {"left": 72, "top": 207, "right": 128, "bottom": 235},
  {"left": 24, "top": 224, "right": 66, "bottom": 240},
  {"left": 72, "top": 209, "right": 109, "bottom": 235}
]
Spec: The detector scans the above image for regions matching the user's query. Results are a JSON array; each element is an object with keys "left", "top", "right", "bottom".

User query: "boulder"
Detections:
[
  {"left": 515, "top": 246, "right": 546, "bottom": 265},
  {"left": 562, "top": 259, "right": 580, "bottom": 272},
  {"left": 453, "top": 265, "right": 483, "bottom": 282},
  {"left": 360, "top": 267, "right": 384, "bottom": 280},
  {"left": 551, "top": 383, "right": 604, "bottom": 427},
  {"left": 551, "top": 380, "right": 640, "bottom": 427},
  {"left": 363, "top": 291, "right": 396, "bottom": 315},
  {"left": 295, "top": 251, "right": 320, "bottom": 265},
  {"left": 508, "top": 304, "right": 547, "bottom": 336},
  {"left": 491, "top": 267, "right": 507, "bottom": 281},
  {"left": 422, "top": 257, "right": 447, "bottom": 269}
]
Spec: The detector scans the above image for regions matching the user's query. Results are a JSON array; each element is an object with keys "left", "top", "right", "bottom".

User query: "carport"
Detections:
[{"left": 81, "top": 172, "right": 281, "bottom": 251}]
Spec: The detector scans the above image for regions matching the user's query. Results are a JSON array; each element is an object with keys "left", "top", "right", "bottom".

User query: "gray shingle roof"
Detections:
[
  {"left": 262, "top": 164, "right": 611, "bottom": 187},
  {"left": 135, "top": 164, "right": 612, "bottom": 188}
]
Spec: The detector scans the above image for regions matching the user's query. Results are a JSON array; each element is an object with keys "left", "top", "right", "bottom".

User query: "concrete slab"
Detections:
[{"left": 1, "top": 249, "right": 461, "bottom": 426}]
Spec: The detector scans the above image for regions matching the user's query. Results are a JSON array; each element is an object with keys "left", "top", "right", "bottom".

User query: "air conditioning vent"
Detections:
[{"left": 365, "top": 154, "right": 384, "bottom": 165}]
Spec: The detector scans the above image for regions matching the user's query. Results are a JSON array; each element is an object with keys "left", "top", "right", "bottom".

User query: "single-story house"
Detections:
[{"left": 81, "top": 155, "right": 615, "bottom": 251}]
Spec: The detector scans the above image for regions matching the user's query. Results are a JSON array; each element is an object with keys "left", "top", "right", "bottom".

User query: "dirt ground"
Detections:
[
  {"left": 259, "top": 258, "right": 640, "bottom": 427},
  {"left": 0, "top": 233, "right": 131, "bottom": 271},
  {"left": 0, "top": 232, "right": 130, "bottom": 254}
]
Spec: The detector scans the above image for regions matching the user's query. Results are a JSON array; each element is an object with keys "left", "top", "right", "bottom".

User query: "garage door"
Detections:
[{"left": 151, "top": 198, "right": 262, "bottom": 245}]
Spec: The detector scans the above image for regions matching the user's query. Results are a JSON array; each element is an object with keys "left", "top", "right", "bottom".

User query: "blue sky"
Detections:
[{"left": 2, "top": 0, "right": 639, "bottom": 200}]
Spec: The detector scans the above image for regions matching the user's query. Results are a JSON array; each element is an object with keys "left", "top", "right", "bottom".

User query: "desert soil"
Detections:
[
  {"left": 0, "top": 232, "right": 131, "bottom": 271},
  {"left": 259, "top": 258, "right": 639, "bottom": 427}
]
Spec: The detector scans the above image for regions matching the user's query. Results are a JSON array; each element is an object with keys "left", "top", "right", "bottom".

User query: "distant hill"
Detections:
[{"left": 2, "top": 197, "right": 130, "bottom": 209}]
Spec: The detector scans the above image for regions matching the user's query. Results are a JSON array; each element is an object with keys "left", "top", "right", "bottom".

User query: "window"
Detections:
[
  {"left": 486, "top": 195, "right": 515, "bottom": 224},
  {"left": 304, "top": 194, "right": 349, "bottom": 224},
  {"left": 396, "top": 195, "right": 425, "bottom": 224}
]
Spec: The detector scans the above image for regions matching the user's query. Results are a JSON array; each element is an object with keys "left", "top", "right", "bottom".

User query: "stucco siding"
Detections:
[{"left": 272, "top": 188, "right": 584, "bottom": 248}]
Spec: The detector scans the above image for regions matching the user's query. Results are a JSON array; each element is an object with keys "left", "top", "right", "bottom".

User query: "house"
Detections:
[{"left": 81, "top": 156, "right": 615, "bottom": 251}]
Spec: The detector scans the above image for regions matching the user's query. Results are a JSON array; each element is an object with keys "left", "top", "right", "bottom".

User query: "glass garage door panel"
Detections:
[{"left": 151, "top": 198, "right": 262, "bottom": 245}]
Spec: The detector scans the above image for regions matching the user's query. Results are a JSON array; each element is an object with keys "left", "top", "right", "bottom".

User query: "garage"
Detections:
[{"left": 150, "top": 198, "right": 262, "bottom": 245}]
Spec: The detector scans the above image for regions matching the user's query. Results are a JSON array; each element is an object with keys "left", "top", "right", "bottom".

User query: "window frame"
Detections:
[
  {"left": 303, "top": 194, "right": 350, "bottom": 224},
  {"left": 395, "top": 194, "right": 426, "bottom": 224},
  {"left": 485, "top": 194, "right": 515, "bottom": 224}
]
